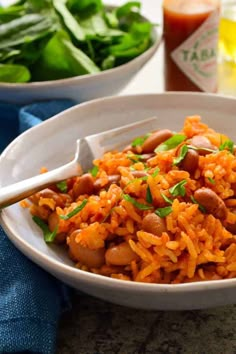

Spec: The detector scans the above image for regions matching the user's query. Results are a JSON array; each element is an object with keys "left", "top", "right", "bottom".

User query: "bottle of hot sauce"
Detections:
[{"left": 163, "top": 0, "right": 220, "bottom": 92}]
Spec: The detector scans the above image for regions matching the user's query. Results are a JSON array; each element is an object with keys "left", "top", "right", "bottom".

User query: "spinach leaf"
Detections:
[
  {"left": 67, "top": 0, "right": 103, "bottom": 17},
  {"left": 109, "top": 22, "right": 152, "bottom": 60},
  {"left": 31, "top": 30, "right": 100, "bottom": 81},
  {"left": 0, "top": 63, "right": 30, "bottom": 82},
  {"left": 0, "top": 14, "right": 57, "bottom": 50},
  {"left": 53, "top": 0, "right": 85, "bottom": 41}
]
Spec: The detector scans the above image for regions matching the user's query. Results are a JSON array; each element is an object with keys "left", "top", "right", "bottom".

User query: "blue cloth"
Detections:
[{"left": 0, "top": 100, "right": 76, "bottom": 354}]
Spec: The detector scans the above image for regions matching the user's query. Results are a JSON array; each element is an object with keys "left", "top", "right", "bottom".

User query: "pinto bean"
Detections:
[
  {"left": 94, "top": 175, "right": 121, "bottom": 192},
  {"left": 139, "top": 153, "right": 155, "bottom": 162},
  {"left": 131, "top": 171, "right": 148, "bottom": 178},
  {"left": 190, "top": 136, "right": 216, "bottom": 155},
  {"left": 38, "top": 188, "right": 66, "bottom": 207},
  {"left": 73, "top": 173, "right": 94, "bottom": 198},
  {"left": 194, "top": 188, "right": 227, "bottom": 220},
  {"left": 68, "top": 230, "right": 105, "bottom": 268},
  {"left": 141, "top": 129, "right": 173, "bottom": 153},
  {"left": 180, "top": 149, "right": 199, "bottom": 174},
  {"left": 142, "top": 213, "right": 167, "bottom": 236},
  {"left": 105, "top": 242, "right": 138, "bottom": 266}
]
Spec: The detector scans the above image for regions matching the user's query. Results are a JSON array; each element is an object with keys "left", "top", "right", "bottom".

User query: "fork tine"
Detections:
[{"left": 85, "top": 116, "right": 158, "bottom": 158}]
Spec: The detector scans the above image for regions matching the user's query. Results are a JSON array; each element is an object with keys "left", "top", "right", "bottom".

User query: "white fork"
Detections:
[{"left": 0, "top": 116, "right": 158, "bottom": 209}]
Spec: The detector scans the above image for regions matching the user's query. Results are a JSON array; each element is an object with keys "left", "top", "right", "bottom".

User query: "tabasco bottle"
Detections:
[{"left": 163, "top": 0, "right": 221, "bottom": 92}]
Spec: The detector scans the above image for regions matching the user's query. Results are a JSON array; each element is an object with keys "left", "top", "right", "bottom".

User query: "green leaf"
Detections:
[
  {"left": 31, "top": 30, "right": 100, "bottom": 81},
  {"left": 0, "top": 14, "right": 57, "bottom": 50},
  {"left": 160, "top": 193, "right": 173, "bottom": 205},
  {"left": 56, "top": 180, "right": 67, "bottom": 193},
  {"left": 219, "top": 139, "right": 234, "bottom": 154},
  {"left": 109, "top": 22, "right": 152, "bottom": 59},
  {"left": 67, "top": 0, "right": 103, "bottom": 17},
  {"left": 169, "top": 180, "right": 187, "bottom": 197},
  {"left": 151, "top": 167, "right": 160, "bottom": 177},
  {"left": 190, "top": 195, "right": 206, "bottom": 213},
  {"left": 0, "top": 63, "right": 30, "bottom": 82},
  {"left": 101, "top": 54, "right": 115, "bottom": 70},
  {"left": 53, "top": 0, "right": 85, "bottom": 41},
  {"left": 173, "top": 144, "right": 188, "bottom": 166},
  {"left": 123, "top": 193, "right": 153, "bottom": 210},
  {"left": 89, "top": 165, "right": 99, "bottom": 177},
  {"left": 116, "top": 2, "right": 141, "bottom": 19},
  {"left": 155, "top": 206, "right": 172, "bottom": 218},
  {"left": 208, "top": 177, "right": 215, "bottom": 185},
  {"left": 155, "top": 134, "right": 186, "bottom": 153},
  {"left": 146, "top": 185, "right": 152, "bottom": 204},
  {"left": 131, "top": 133, "right": 150, "bottom": 148},
  {"left": 32, "top": 215, "right": 58, "bottom": 243},
  {"left": 60, "top": 199, "right": 88, "bottom": 220}
]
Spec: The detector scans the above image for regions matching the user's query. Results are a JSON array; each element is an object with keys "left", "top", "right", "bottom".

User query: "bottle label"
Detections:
[{"left": 171, "top": 10, "right": 219, "bottom": 92}]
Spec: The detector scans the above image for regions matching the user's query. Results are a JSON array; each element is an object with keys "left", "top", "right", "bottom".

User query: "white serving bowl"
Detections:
[
  {"left": 1, "top": 93, "right": 236, "bottom": 310},
  {"left": 0, "top": 14, "right": 161, "bottom": 105}
]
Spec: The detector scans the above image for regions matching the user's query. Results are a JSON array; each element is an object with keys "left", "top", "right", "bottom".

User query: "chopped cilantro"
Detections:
[
  {"left": 32, "top": 216, "right": 58, "bottom": 243},
  {"left": 60, "top": 199, "right": 88, "bottom": 220}
]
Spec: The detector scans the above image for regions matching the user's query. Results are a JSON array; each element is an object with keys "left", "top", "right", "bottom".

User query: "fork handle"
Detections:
[{"left": 0, "top": 160, "right": 82, "bottom": 209}]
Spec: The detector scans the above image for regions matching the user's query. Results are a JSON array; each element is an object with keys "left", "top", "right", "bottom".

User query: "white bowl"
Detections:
[
  {"left": 1, "top": 93, "right": 236, "bottom": 310},
  {"left": 0, "top": 14, "right": 161, "bottom": 105}
]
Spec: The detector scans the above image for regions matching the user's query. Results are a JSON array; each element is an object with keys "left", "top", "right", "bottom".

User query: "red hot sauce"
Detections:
[{"left": 163, "top": 0, "right": 220, "bottom": 92}]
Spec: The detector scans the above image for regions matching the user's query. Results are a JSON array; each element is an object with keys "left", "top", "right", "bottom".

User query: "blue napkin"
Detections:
[{"left": 0, "top": 100, "right": 76, "bottom": 354}]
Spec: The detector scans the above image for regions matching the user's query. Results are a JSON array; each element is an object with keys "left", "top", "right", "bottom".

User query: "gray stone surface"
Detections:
[{"left": 57, "top": 294, "right": 236, "bottom": 354}]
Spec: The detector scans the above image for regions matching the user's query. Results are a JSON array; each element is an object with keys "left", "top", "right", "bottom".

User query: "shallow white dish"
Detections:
[
  {"left": 0, "top": 12, "right": 161, "bottom": 105},
  {"left": 1, "top": 92, "right": 236, "bottom": 310}
]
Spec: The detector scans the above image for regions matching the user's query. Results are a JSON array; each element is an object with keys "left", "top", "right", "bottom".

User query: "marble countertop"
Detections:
[{"left": 57, "top": 294, "right": 236, "bottom": 354}]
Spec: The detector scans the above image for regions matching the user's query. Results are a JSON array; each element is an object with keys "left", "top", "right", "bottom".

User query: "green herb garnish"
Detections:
[
  {"left": 160, "top": 193, "right": 173, "bottom": 205},
  {"left": 173, "top": 144, "right": 188, "bottom": 166},
  {"left": 208, "top": 177, "right": 215, "bottom": 184},
  {"left": 146, "top": 185, "right": 153, "bottom": 203},
  {"left": 60, "top": 199, "right": 88, "bottom": 220},
  {"left": 219, "top": 139, "right": 234, "bottom": 154},
  {"left": 155, "top": 206, "right": 172, "bottom": 218},
  {"left": 169, "top": 180, "right": 187, "bottom": 197},
  {"left": 190, "top": 196, "right": 206, "bottom": 213},
  {"left": 123, "top": 194, "right": 152, "bottom": 210},
  {"left": 151, "top": 167, "right": 160, "bottom": 177},
  {"left": 32, "top": 215, "right": 58, "bottom": 243},
  {"left": 56, "top": 180, "right": 67, "bottom": 193},
  {"left": 89, "top": 165, "right": 99, "bottom": 177},
  {"left": 155, "top": 134, "right": 186, "bottom": 153},
  {"left": 131, "top": 133, "right": 151, "bottom": 148}
]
